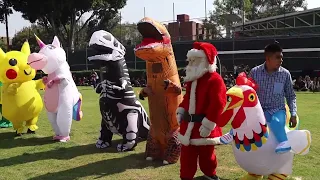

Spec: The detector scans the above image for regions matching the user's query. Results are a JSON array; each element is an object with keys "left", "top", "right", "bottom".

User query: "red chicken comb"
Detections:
[{"left": 236, "top": 72, "right": 258, "bottom": 91}]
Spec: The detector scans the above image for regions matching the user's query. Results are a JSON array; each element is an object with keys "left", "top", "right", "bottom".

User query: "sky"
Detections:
[{"left": 0, "top": 0, "right": 319, "bottom": 37}]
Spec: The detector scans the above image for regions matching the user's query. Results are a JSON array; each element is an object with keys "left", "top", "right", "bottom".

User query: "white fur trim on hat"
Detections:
[
  {"left": 187, "top": 49, "right": 206, "bottom": 59},
  {"left": 208, "top": 57, "right": 217, "bottom": 73},
  {"left": 202, "top": 117, "right": 216, "bottom": 131}
]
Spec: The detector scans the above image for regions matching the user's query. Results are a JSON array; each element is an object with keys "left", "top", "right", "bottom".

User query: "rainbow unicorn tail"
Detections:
[{"left": 72, "top": 94, "right": 83, "bottom": 121}]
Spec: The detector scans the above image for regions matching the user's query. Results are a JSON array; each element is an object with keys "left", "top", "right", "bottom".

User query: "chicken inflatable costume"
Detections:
[
  {"left": 176, "top": 42, "right": 226, "bottom": 180},
  {"left": 28, "top": 35, "right": 83, "bottom": 142},
  {"left": 215, "top": 73, "right": 311, "bottom": 180},
  {"left": 0, "top": 41, "right": 44, "bottom": 135}
]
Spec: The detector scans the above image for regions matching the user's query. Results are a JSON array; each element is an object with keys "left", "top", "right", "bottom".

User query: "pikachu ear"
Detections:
[
  {"left": 0, "top": 48, "right": 5, "bottom": 59},
  {"left": 21, "top": 40, "right": 31, "bottom": 55}
]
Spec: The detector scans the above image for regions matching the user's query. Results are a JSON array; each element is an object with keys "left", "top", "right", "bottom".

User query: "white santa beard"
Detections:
[{"left": 184, "top": 61, "right": 208, "bottom": 82}]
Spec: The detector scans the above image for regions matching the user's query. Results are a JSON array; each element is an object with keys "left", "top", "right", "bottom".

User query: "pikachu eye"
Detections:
[{"left": 248, "top": 93, "right": 255, "bottom": 102}]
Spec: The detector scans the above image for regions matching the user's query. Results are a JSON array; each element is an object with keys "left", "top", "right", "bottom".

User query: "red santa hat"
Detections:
[{"left": 186, "top": 42, "right": 218, "bottom": 73}]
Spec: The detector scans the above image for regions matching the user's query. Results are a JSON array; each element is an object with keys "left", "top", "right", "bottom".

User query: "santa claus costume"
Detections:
[{"left": 176, "top": 42, "right": 227, "bottom": 180}]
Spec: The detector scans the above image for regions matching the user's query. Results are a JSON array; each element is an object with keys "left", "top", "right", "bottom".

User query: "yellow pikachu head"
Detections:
[{"left": 0, "top": 41, "right": 36, "bottom": 83}]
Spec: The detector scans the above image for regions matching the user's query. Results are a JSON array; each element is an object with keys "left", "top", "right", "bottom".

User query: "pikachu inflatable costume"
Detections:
[{"left": 0, "top": 41, "right": 44, "bottom": 135}]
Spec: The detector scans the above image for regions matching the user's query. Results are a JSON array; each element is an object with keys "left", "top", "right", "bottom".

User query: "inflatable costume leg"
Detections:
[
  {"left": 0, "top": 104, "right": 12, "bottom": 128},
  {"left": 265, "top": 111, "right": 291, "bottom": 154},
  {"left": 25, "top": 116, "right": 39, "bottom": 134},
  {"left": 137, "top": 105, "right": 150, "bottom": 139},
  {"left": 267, "top": 174, "right": 288, "bottom": 180},
  {"left": 145, "top": 131, "right": 161, "bottom": 161},
  {"left": 56, "top": 103, "right": 73, "bottom": 142},
  {"left": 13, "top": 121, "right": 24, "bottom": 136},
  {"left": 117, "top": 110, "right": 139, "bottom": 152},
  {"left": 163, "top": 129, "right": 181, "bottom": 164},
  {"left": 96, "top": 119, "right": 113, "bottom": 149},
  {"left": 239, "top": 173, "right": 263, "bottom": 180},
  {"left": 180, "top": 145, "right": 198, "bottom": 180},
  {"left": 199, "top": 145, "right": 218, "bottom": 179},
  {"left": 47, "top": 112, "right": 61, "bottom": 139}
]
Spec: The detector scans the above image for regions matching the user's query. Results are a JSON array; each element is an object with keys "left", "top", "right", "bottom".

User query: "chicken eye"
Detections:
[{"left": 248, "top": 93, "right": 255, "bottom": 102}]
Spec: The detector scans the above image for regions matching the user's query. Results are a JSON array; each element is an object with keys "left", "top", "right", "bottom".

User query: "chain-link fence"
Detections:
[{"left": 65, "top": 34, "right": 320, "bottom": 80}]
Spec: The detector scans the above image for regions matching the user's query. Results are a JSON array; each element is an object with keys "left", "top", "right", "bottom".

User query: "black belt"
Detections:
[{"left": 182, "top": 111, "right": 205, "bottom": 123}]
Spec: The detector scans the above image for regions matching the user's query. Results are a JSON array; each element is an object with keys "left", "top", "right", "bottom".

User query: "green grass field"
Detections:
[{"left": 0, "top": 87, "right": 318, "bottom": 180}]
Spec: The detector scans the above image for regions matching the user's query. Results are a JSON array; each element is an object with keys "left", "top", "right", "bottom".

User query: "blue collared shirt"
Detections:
[{"left": 249, "top": 63, "right": 297, "bottom": 116}]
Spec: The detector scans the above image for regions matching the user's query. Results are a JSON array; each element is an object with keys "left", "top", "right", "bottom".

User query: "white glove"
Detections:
[
  {"left": 176, "top": 114, "right": 183, "bottom": 125},
  {"left": 199, "top": 125, "right": 211, "bottom": 137}
]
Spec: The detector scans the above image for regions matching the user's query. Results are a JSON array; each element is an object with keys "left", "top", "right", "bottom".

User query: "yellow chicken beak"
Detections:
[{"left": 224, "top": 86, "right": 244, "bottom": 111}]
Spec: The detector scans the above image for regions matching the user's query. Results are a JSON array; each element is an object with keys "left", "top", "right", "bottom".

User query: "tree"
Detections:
[
  {"left": 0, "top": 37, "right": 6, "bottom": 50},
  {"left": 11, "top": 0, "right": 127, "bottom": 50},
  {"left": 110, "top": 22, "right": 142, "bottom": 46},
  {"left": 11, "top": 25, "right": 52, "bottom": 52},
  {"left": 206, "top": 0, "right": 252, "bottom": 38},
  {"left": 203, "top": 17, "right": 224, "bottom": 39},
  {"left": 206, "top": 0, "right": 307, "bottom": 37},
  {"left": 251, "top": 0, "right": 307, "bottom": 19},
  {"left": 0, "top": 0, "right": 13, "bottom": 50},
  {"left": 86, "top": 13, "right": 120, "bottom": 42}
]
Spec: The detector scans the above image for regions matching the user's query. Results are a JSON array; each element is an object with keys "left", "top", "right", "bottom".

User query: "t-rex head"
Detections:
[{"left": 135, "top": 17, "right": 172, "bottom": 62}]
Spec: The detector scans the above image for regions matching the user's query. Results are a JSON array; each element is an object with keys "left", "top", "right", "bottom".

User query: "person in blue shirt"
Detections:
[
  {"left": 249, "top": 43, "right": 297, "bottom": 154},
  {"left": 220, "top": 43, "right": 297, "bottom": 154}
]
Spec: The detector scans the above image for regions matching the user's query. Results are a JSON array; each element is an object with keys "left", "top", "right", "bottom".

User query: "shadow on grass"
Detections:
[
  {"left": 28, "top": 152, "right": 162, "bottom": 180},
  {"left": 0, "top": 132, "right": 57, "bottom": 149},
  {"left": 0, "top": 139, "right": 152, "bottom": 166},
  {"left": 194, "top": 176, "right": 230, "bottom": 180}
]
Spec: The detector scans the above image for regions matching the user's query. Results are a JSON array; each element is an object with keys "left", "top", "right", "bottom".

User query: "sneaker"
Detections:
[
  {"left": 54, "top": 136, "right": 70, "bottom": 142},
  {"left": 275, "top": 141, "right": 291, "bottom": 154},
  {"left": 53, "top": 135, "right": 61, "bottom": 141},
  {"left": 204, "top": 175, "right": 220, "bottom": 180},
  {"left": 220, "top": 133, "right": 233, "bottom": 144}
]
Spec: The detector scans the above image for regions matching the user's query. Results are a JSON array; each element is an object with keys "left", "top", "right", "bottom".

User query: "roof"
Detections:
[{"left": 233, "top": 7, "right": 320, "bottom": 27}]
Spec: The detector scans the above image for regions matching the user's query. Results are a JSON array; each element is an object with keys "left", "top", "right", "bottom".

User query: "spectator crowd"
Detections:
[
  {"left": 71, "top": 66, "right": 320, "bottom": 93},
  {"left": 293, "top": 75, "right": 320, "bottom": 92}
]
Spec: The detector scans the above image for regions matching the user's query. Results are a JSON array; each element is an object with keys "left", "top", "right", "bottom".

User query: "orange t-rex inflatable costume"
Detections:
[{"left": 135, "top": 17, "right": 182, "bottom": 165}]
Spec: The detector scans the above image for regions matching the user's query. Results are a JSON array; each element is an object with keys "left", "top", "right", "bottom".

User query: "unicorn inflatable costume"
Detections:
[{"left": 28, "top": 35, "right": 83, "bottom": 142}]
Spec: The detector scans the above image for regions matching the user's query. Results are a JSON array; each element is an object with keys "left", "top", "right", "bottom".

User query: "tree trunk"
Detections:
[
  {"left": 4, "top": 1, "right": 9, "bottom": 51},
  {"left": 69, "top": 10, "right": 76, "bottom": 52}
]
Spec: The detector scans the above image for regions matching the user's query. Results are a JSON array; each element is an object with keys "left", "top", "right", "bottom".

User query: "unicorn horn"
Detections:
[{"left": 34, "top": 34, "right": 45, "bottom": 49}]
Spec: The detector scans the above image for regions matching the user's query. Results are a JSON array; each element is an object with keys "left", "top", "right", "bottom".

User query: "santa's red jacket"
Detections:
[{"left": 177, "top": 72, "right": 227, "bottom": 146}]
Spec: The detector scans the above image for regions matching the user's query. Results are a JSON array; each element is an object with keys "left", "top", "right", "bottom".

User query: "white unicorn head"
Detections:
[{"left": 28, "top": 35, "right": 68, "bottom": 74}]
